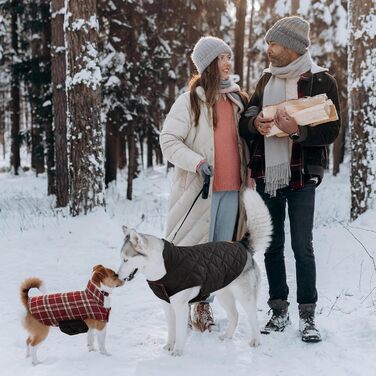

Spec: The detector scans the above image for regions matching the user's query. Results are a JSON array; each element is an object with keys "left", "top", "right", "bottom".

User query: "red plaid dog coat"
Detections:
[{"left": 28, "top": 280, "right": 110, "bottom": 326}]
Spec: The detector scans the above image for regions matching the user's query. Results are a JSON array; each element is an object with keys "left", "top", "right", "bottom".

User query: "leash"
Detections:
[{"left": 171, "top": 175, "right": 210, "bottom": 244}]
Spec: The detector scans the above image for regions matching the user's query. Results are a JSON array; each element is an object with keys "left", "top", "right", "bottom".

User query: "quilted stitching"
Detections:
[{"left": 147, "top": 239, "right": 248, "bottom": 303}]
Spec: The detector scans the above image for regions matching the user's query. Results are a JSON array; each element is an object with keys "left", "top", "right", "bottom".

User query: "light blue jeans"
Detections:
[{"left": 205, "top": 190, "right": 239, "bottom": 303}]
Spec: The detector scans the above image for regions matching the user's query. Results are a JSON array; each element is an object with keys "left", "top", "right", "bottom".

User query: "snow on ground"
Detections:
[{"left": 0, "top": 162, "right": 375, "bottom": 376}]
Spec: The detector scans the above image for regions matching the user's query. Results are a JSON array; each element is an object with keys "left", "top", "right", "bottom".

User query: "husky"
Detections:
[{"left": 117, "top": 188, "right": 272, "bottom": 356}]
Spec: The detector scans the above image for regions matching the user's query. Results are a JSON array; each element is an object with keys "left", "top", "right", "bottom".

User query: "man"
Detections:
[{"left": 239, "top": 16, "right": 340, "bottom": 343}]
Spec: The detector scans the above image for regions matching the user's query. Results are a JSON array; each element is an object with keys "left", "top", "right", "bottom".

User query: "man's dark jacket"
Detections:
[{"left": 239, "top": 71, "right": 341, "bottom": 180}]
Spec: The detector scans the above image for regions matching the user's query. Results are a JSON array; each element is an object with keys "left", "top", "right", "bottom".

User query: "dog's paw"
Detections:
[
  {"left": 87, "top": 346, "right": 95, "bottom": 352},
  {"left": 171, "top": 349, "right": 183, "bottom": 356},
  {"left": 163, "top": 343, "right": 174, "bottom": 351},
  {"left": 249, "top": 337, "right": 261, "bottom": 347}
]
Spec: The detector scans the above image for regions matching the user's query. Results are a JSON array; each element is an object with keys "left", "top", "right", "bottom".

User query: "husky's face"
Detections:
[{"left": 117, "top": 226, "right": 148, "bottom": 282}]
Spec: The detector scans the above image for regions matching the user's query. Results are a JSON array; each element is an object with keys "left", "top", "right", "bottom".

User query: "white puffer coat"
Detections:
[{"left": 160, "top": 86, "right": 248, "bottom": 246}]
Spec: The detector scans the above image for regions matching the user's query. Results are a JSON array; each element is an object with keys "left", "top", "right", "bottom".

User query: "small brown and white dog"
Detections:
[{"left": 20, "top": 265, "right": 124, "bottom": 365}]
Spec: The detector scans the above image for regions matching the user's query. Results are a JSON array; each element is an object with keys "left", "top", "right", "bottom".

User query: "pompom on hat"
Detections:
[
  {"left": 191, "top": 36, "right": 233, "bottom": 74},
  {"left": 265, "top": 16, "right": 310, "bottom": 55}
]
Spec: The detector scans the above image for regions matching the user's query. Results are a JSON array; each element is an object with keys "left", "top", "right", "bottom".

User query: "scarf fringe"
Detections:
[{"left": 265, "top": 162, "right": 291, "bottom": 197}]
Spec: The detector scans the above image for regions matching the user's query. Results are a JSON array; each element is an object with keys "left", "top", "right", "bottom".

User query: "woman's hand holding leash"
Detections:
[
  {"left": 198, "top": 161, "right": 214, "bottom": 178},
  {"left": 197, "top": 161, "right": 213, "bottom": 199}
]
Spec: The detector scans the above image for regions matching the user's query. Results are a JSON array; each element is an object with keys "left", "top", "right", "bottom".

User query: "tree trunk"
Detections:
[
  {"left": 40, "top": 1, "right": 55, "bottom": 193},
  {"left": 291, "top": 0, "right": 299, "bottom": 14},
  {"left": 66, "top": 0, "right": 105, "bottom": 216},
  {"left": 10, "top": 0, "right": 21, "bottom": 175},
  {"left": 29, "top": 2, "right": 45, "bottom": 175},
  {"left": 332, "top": 119, "right": 346, "bottom": 176},
  {"left": 101, "top": 0, "right": 128, "bottom": 186},
  {"left": 52, "top": 0, "right": 69, "bottom": 207},
  {"left": 245, "top": 0, "right": 255, "bottom": 93},
  {"left": 105, "top": 110, "right": 119, "bottom": 187},
  {"left": 349, "top": 1, "right": 376, "bottom": 220},
  {"left": 0, "top": 92, "right": 5, "bottom": 159},
  {"left": 118, "top": 128, "right": 127, "bottom": 170},
  {"left": 147, "top": 126, "right": 153, "bottom": 168},
  {"left": 234, "top": 0, "right": 247, "bottom": 86},
  {"left": 126, "top": 124, "right": 137, "bottom": 200}
]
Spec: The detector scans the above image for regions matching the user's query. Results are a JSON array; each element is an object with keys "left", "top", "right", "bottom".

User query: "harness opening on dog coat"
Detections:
[
  {"left": 28, "top": 280, "right": 111, "bottom": 327},
  {"left": 147, "top": 239, "right": 248, "bottom": 303}
]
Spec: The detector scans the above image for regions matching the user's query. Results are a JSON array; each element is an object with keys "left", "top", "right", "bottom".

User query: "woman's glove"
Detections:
[{"left": 198, "top": 161, "right": 214, "bottom": 178}]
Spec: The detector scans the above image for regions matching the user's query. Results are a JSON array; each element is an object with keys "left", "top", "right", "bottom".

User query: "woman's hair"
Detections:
[
  {"left": 189, "top": 58, "right": 249, "bottom": 127},
  {"left": 189, "top": 58, "right": 220, "bottom": 127}
]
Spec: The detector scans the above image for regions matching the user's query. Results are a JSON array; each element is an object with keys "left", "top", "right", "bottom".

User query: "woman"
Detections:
[{"left": 159, "top": 36, "right": 249, "bottom": 332}]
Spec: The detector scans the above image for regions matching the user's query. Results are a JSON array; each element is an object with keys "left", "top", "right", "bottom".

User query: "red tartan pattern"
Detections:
[{"left": 28, "top": 280, "right": 110, "bottom": 326}]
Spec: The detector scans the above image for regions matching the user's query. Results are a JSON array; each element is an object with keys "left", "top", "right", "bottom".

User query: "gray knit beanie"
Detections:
[
  {"left": 265, "top": 16, "right": 310, "bottom": 55},
  {"left": 191, "top": 36, "right": 233, "bottom": 74}
]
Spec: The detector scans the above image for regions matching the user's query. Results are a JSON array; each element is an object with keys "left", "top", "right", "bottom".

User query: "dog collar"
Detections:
[{"left": 86, "top": 280, "right": 109, "bottom": 303}]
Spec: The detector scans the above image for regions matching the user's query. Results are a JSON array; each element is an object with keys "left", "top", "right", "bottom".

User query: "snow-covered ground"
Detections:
[{"left": 0, "top": 162, "right": 375, "bottom": 376}]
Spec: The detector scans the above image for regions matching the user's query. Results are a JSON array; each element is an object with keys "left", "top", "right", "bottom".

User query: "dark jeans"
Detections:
[{"left": 256, "top": 180, "right": 318, "bottom": 305}]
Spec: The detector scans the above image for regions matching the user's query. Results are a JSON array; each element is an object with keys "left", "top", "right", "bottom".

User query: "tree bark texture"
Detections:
[
  {"left": 291, "top": 0, "right": 300, "bottom": 14},
  {"left": 105, "top": 111, "right": 119, "bottom": 187},
  {"left": 40, "top": 1, "right": 55, "bottom": 194},
  {"left": 66, "top": 0, "right": 105, "bottom": 216},
  {"left": 52, "top": 0, "right": 68, "bottom": 206},
  {"left": 126, "top": 124, "right": 137, "bottom": 200},
  {"left": 29, "top": 2, "right": 45, "bottom": 175},
  {"left": 349, "top": 1, "right": 376, "bottom": 220}
]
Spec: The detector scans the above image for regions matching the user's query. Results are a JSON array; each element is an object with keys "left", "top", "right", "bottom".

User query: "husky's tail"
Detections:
[
  {"left": 242, "top": 188, "right": 272, "bottom": 254},
  {"left": 20, "top": 278, "right": 44, "bottom": 309}
]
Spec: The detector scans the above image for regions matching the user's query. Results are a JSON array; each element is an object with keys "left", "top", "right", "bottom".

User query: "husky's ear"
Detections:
[
  {"left": 122, "top": 225, "right": 129, "bottom": 235},
  {"left": 129, "top": 229, "right": 146, "bottom": 254}
]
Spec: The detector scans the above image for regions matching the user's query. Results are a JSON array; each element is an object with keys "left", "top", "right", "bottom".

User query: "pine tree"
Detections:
[
  {"left": 51, "top": 0, "right": 68, "bottom": 207},
  {"left": 0, "top": 8, "right": 10, "bottom": 160},
  {"left": 65, "top": 0, "right": 105, "bottom": 215}
]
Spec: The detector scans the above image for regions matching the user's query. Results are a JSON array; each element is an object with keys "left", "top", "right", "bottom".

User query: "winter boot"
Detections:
[
  {"left": 192, "top": 302, "right": 215, "bottom": 333},
  {"left": 261, "top": 299, "right": 291, "bottom": 334},
  {"left": 299, "top": 304, "right": 322, "bottom": 343}
]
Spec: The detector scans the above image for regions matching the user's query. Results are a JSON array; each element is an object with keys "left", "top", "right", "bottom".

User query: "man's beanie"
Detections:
[
  {"left": 191, "top": 36, "right": 233, "bottom": 74},
  {"left": 265, "top": 16, "right": 310, "bottom": 55}
]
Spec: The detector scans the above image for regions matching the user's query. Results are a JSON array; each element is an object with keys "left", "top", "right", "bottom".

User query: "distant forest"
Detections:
[{"left": 0, "top": 0, "right": 374, "bottom": 220}]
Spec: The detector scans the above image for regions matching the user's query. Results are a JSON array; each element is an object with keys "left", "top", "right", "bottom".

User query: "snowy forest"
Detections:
[
  {"left": 0, "top": 0, "right": 374, "bottom": 218},
  {"left": 0, "top": 1, "right": 376, "bottom": 375}
]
